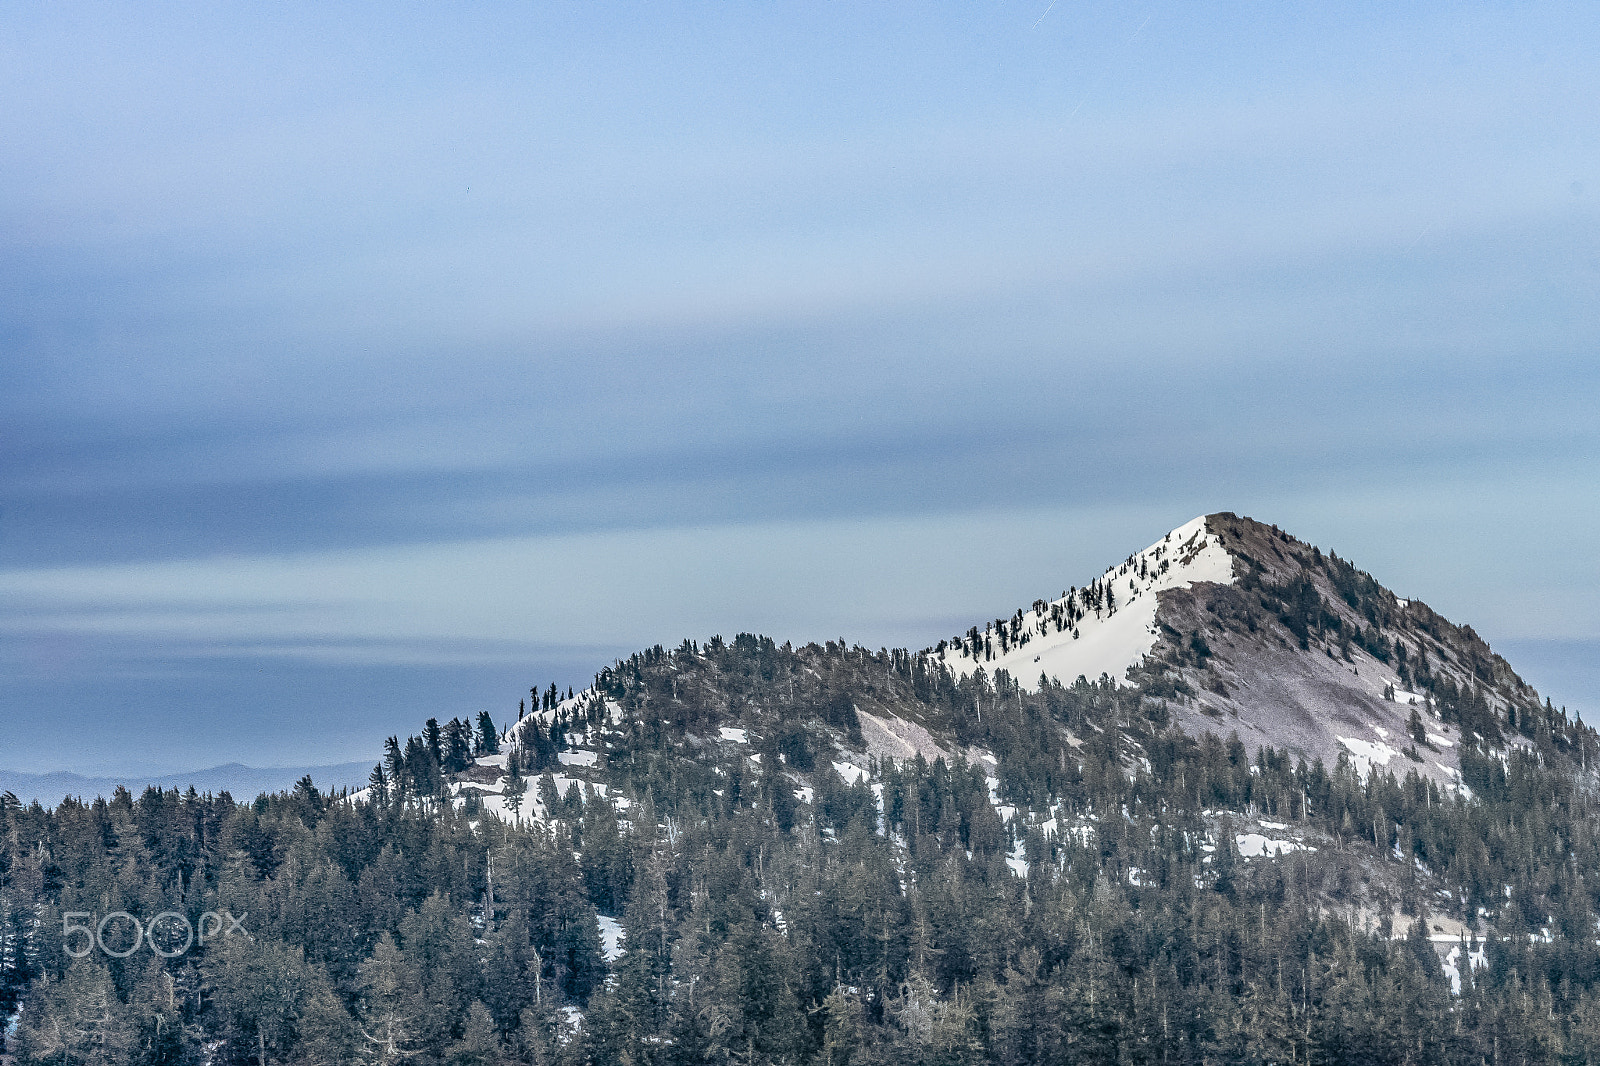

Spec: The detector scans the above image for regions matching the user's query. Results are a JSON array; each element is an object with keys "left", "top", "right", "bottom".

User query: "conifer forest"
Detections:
[{"left": 6, "top": 601, "right": 1600, "bottom": 1066}]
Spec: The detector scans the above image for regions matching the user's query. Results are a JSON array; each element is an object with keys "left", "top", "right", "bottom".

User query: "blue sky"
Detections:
[{"left": 3, "top": 3, "right": 1597, "bottom": 775}]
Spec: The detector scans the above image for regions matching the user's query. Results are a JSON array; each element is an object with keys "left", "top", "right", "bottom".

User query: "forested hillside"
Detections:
[{"left": 4, "top": 518, "right": 1598, "bottom": 1066}]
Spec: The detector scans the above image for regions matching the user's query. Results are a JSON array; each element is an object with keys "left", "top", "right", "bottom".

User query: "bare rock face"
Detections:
[{"left": 1136, "top": 513, "right": 1544, "bottom": 789}]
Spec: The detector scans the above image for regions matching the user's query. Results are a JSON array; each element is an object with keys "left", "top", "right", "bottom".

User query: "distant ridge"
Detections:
[{"left": 0, "top": 760, "right": 373, "bottom": 805}]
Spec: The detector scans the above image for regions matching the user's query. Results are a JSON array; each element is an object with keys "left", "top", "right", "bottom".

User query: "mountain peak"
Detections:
[{"left": 927, "top": 511, "right": 1548, "bottom": 791}]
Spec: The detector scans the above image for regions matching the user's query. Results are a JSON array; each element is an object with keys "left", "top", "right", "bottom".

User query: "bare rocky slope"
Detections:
[{"left": 1148, "top": 513, "right": 1546, "bottom": 791}]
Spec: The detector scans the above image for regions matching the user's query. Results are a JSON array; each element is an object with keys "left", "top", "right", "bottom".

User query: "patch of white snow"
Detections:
[
  {"left": 1236, "top": 833, "right": 1315, "bottom": 859},
  {"left": 596, "top": 916, "right": 625, "bottom": 962},
  {"left": 1337, "top": 736, "right": 1401, "bottom": 779},
  {"left": 1441, "top": 942, "right": 1487, "bottom": 996},
  {"left": 832, "top": 761, "right": 868, "bottom": 786}
]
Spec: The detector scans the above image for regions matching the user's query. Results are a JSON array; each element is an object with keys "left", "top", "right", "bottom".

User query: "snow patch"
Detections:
[
  {"left": 596, "top": 915, "right": 625, "bottom": 962},
  {"left": 1005, "top": 834, "right": 1031, "bottom": 878},
  {"left": 468, "top": 770, "right": 606, "bottom": 825},
  {"left": 1236, "top": 833, "right": 1314, "bottom": 859},
  {"left": 1441, "top": 942, "right": 1487, "bottom": 996},
  {"left": 832, "top": 761, "right": 868, "bottom": 786},
  {"left": 719, "top": 727, "right": 748, "bottom": 744},
  {"left": 1337, "top": 735, "right": 1401, "bottom": 778},
  {"left": 559, "top": 750, "right": 598, "bottom": 767},
  {"left": 856, "top": 709, "right": 948, "bottom": 763}
]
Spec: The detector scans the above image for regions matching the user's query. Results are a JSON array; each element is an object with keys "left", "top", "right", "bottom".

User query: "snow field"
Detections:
[
  {"left": 455, "top": 770, "right": 607, "bottom": 826},
  {"left": 934, "top": 515, "right": 1235, "bottom": 693}
]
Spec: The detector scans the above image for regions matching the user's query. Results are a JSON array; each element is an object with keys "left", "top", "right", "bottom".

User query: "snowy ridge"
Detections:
[
  {"left": 427, "top": 685, "right": 626, "bottom": 827},
  {"left": 931, "top": 515, "right": 1235, "bottom": 692},
  {"left": 505, "top": 685, "right": 608, "bottom": 744}
]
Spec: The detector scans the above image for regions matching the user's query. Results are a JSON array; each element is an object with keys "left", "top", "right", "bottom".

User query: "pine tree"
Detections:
[
  {"left": 369, "top": 763, "right": 391, "bottom": 807},
  {"left": 357, "top": 933, "right": 424, "bottom": 1064},
  {"left": 447, "top": 1002, "right": 505, "bottom": 1066},
  {"left": 503, "top": 761, "right": 528, "bottom": 823},
  {"left": 445, "top": 719, "right": 474, "bottom": 773},
  {"left": 821, "top": 986, "right": 861, "bottom": 1066},
  {"left": 424, "top": 718, "right": 444, "bottom": 766},
  {"left": 477, "top": 711, "right": 501, "bottom": 756},
  {"left": 294, "top": 774, "right": 322, "bottom": 809},
  {"left": 16, "top": 957, "right": 137, "bottom": 1066},
  {"left": 299, "top": 984, "right": 359, "bottom": 1065},
  {"left": 538, "top": 773, "right": 560, "bottom": 819},
  {"left": 209, "top": 936, "right": 323, "bottom": 1066}
]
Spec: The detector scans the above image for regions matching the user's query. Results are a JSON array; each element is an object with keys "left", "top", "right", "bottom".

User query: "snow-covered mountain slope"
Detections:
[{"left": 932, "top": 515, "right": 1235, "bottom": 691}]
